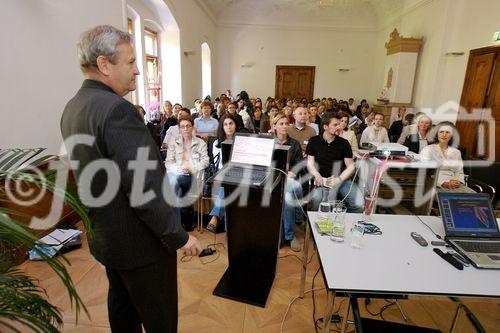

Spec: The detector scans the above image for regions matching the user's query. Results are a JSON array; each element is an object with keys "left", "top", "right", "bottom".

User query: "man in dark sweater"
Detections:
[{"left": 60, "top": 25, "right": 200, "bottom": 333}]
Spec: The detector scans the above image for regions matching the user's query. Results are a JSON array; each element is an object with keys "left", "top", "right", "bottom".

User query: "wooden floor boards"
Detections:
[{"left": 11, "top": 223, "right": 500, "bottom": 333}]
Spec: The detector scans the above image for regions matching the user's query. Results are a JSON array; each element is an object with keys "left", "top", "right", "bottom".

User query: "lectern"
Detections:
[{"left": 211, "top": 141, "right": 289, "bottom": 307}]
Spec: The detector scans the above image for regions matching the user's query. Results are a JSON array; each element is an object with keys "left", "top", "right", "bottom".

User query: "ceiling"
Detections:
[{"left": 200, "top": 0, "right": 406, "bottom": 30}]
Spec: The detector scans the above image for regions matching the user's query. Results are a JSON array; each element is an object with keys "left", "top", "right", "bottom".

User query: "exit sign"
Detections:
[{"left": 494, "top": 31, "right": 500, "bottom": 41}]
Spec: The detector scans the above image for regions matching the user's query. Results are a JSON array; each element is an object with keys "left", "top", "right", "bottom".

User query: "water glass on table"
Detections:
[
  {"left": 330, "top": 204, "right": 347, "bottom": 242},
  {"left": 350, "top": 221, "right": 365, "bottom": 249}
]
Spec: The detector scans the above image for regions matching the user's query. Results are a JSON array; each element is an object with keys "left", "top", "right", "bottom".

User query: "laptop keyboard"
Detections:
[
  {"left": 225, "top": 166, "right": 268, "bottom": 183},
  {"left": 455, "top": 241, "right": 500, "bottom": 253}
]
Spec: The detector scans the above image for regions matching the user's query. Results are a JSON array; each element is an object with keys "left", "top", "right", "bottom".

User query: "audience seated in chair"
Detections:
[
  {"left": 307, "top": 113, "right": 364, "bottom": 213},
  {"left": 206, "top": 114, "right": 240, "bottom": 233},
  {"left": 159, "top": 101, "right": 174, "bottom": 142},
  {"left": 273, "top": 113, "right": 305, "bottom": 252},
  {"left": 134, "top": 105, "right": 157, "bottom": 143},
  {"left": 403, "top": 114, "right": 432, "bottom": 154},
  {"left": 225, "top": 102, "right": 245, "bottom": 130},
  {"left": 166, "top": 115, "right": 209, "bottom": 228},
  {"left": 397, "top": 111, "right": 425, "bottom": 144},
  {"left": 388, "top": 106, "right": 409, "bottom": 142},
  {"left": 252, "top": 106, "right": 268, "bottom": 134},
  {"left": 161, "top": 108, "right": 194, "bottom": 150},
  {"left": 420, "top": 121, "right": 471, "bottom": 192},
  {"left": 338, "top": 111, "right": 359, "bottom": 152},
  {"left": 194, "top": 101, "right": 218, "bottom": 138},
  {"left": 287, "top": 107, "right": 317, "bottom": 155},
  {"left": 260, "top": 105, "right": 279, "bottom": 135},
  {"left": 360, "top": 112, "right": 389, "bottom": 145}
]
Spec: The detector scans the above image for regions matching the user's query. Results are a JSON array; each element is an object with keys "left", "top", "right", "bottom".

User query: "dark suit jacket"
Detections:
[
  {"left": 403, "top": 133, "right": 428, "bottom": 154},
  {"left": 388, "top": 120, "right": 404, "bottom": 142},
  {"left": 60, "top": 79, "right": 188, "bottom": 269}
]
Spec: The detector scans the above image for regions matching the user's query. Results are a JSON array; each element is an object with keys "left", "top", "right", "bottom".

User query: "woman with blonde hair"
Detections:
[
  {"left": 272, "top": 113, "right": 304, "bottom": 252},
  {"left": 403, "top": 114, "right": 432, "bottom": 153}
]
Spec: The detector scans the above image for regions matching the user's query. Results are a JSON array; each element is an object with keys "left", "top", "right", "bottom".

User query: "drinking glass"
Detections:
[
  {"left": 350, "top": 222, "right": 365, "bottom": 249},
  {"left": 363, "top": 195, "right": 375, "bottom": 222},
  {"left": 330, "top": 204, "right": 347, "bottom": 242}
]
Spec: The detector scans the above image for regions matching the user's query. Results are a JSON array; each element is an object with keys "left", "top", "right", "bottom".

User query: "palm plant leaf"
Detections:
[
  {"left": 0, "top": 268, "right": 62, "bottom": 333},
  {"left": 0, "top": 148, "right": 93, "bottom": 331},
  {"left": 0, "top": 148, "right": 49, "bottom": 172}
]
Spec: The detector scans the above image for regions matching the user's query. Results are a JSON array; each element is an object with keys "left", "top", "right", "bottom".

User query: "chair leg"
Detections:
[
  {"left": 197, "top": 197, "right": 203, "bottom": 232},
  {"left": 395, "top": 300, "right": 409, "bottom": 323},
  {"left": 340, "top": 296, "right": 351, "bottom": 333},
  {"left": 449, "top": 303, "right": 463, "bottom": 333}
]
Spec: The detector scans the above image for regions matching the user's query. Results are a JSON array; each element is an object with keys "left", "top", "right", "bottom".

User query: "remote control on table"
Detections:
[{"left": 411, "top": 232, "right": 428, "bottom": 247}]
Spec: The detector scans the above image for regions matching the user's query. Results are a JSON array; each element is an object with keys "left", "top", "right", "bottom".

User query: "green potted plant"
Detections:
[{"left": 0, "top": 148, "right": 91, "bottom": 332}]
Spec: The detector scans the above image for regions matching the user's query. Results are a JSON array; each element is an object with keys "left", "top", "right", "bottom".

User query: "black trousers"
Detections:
[{"left": 105, "top": 253, "right": 178, "bottom": 333}]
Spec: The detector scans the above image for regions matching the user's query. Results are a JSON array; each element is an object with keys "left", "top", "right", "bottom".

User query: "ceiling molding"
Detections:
[
  {"left": 216, "top": 22, "right": 377, "bottom": 33},
  {"left": 194, "top": 0, "right": 217, "bottom": 26},
  {"left": 377, "top": 0, "right": 434, "bottom": 31}
]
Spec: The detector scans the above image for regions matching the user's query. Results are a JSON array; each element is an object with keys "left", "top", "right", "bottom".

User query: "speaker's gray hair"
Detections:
[{"left": 77, "top": 25, "right": 131, "bottom": 72}]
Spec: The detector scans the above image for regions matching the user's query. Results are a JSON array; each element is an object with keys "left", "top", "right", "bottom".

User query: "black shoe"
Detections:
[{"left": 183, "top": 223, "right": 195, "bottom": 232}]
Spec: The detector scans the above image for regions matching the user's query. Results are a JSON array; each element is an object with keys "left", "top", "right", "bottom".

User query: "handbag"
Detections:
[{"left": 203, "top": 152, "right": 220, "bottom": 197}]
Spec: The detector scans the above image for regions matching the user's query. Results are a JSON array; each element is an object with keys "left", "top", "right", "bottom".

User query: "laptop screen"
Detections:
[
  {"left": 438, "top": 193, "right": 499, "bottom": 236},
  {"left": 230, "top": 134, "right": 274, "bottom": 167}
]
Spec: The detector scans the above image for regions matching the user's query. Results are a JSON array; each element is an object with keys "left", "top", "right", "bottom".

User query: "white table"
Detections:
[{"left": 300, "top": 213, "right": 500, "bottom": 332}]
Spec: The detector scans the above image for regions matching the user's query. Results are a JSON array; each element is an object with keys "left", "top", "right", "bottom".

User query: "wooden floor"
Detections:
[{"left": 13, "top": 223, "right": 500, "bottom": 333}]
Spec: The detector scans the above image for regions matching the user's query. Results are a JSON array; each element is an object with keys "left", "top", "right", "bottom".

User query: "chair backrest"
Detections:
[
  {"left": 206, "top": 136, "right": 218, "bottom": 163},
  {"left": 465, "top": 161, "right": 500, "bottom": 209}
]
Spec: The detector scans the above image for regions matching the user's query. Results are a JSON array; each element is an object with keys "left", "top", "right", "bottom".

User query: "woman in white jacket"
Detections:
[{"left": 420, "top": 121, "right": 466, "bottom": 190}]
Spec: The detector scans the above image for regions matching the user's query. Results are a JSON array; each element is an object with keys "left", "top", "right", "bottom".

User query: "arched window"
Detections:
[{"left": 201, "top": 42, "right": 211, "bottom": 99}]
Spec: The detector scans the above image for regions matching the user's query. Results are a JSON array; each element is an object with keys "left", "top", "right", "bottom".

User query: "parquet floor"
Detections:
[{"left": 12, "top": 223, "right": 500, "bottom": 333}]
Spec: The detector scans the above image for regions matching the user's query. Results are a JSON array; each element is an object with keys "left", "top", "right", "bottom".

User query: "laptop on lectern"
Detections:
[
  {"left": 212, "top": 133, "right": 275, "bottom": 186},
  {"left": 437, "top": 192, "right": 500, "bottom": 269}
]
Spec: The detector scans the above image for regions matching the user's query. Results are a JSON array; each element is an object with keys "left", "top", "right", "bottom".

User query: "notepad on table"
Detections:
[{"left": 315, "top": 221, "right": 333, "bottom": 235}]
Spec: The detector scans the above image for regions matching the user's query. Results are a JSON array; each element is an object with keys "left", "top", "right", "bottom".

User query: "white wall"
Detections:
[
  {"left": 167, "top": 0, "right": 217, "bottom": 106},
  {"left": 1, "top": 0, "right": 497, "bottom": 155},
  {"left": 373, "top": 0, "right": 500, "bottom": 122},
  {"left": 214, "top": 26, "right": 378, "bottom": 102},
  {"left": 0, "top": 0, "right": 123, "bottom": 155},
  {"left": 0, "top": 0, "right": 215, "bottom": 154}
]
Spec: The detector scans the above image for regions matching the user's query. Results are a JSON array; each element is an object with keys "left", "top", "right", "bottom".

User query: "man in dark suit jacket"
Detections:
[{"left": 60, "top": 25, "right": 201, "bottom": 333}]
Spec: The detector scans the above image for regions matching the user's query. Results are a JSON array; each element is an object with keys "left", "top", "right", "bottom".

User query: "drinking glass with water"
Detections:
[{"left": 330, "top": 202, "right": 347, "bottom": 242}]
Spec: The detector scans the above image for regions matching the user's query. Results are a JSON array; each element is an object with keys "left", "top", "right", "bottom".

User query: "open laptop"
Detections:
[
  {"left": 212, "top": 133, "right": 275, "bottom": 186},
  {"left": 437, "top": 192, "right": 500, "bottom": 269}
]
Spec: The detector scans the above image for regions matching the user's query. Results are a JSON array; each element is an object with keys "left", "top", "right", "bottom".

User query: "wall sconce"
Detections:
[
  {"left": 444, "top": 52, "right": 465, "bottom": 56},
  {"left": 183, "top": 51, "right": 195, "bottom": 56},
  {"left": 338, "top": 68, "right": 350, "bottom": 72},
  {"left": 241, "top": 62, "right": 255, "bottom": 68},
  {"left": 494, "top": 31, "right": 500, "bottom": 41}
]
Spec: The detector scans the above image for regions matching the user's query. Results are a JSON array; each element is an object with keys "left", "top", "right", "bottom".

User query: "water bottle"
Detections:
[{"left": 318, "top": 187, "right": 331, "bottom": 222}]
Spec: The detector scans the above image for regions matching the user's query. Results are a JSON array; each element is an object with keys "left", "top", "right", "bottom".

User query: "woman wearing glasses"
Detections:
[{"left": 166, "top": 115, "right": 209, "bottom": 223}]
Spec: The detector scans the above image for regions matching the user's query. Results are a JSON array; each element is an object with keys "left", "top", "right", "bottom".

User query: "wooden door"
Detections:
[
  {"left": 456, "top": 46, "right": 499, "bottom": 160},
  {"left": 275, "top": 66, "right": 315, "bottom": 101},
  {"left": 486, "top": 57, "right": 500, "bottom": 160}
]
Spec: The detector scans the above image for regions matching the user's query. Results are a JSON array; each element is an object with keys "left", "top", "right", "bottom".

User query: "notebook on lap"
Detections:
[
  {"left": 213, "top": 133, "right": 275, "bottom": 186},
  {"left": 437, "top": 192, "right": 500, "bottom": 269}
]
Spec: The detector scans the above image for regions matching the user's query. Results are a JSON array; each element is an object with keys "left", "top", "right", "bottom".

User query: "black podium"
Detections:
[{"left": 211, "top": 141, "right": 289, "bottom": 307}]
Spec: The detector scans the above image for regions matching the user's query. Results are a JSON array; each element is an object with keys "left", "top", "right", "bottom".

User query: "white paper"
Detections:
[{"left": 38, "top": 228, "right": 81, "bottom": 246}]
